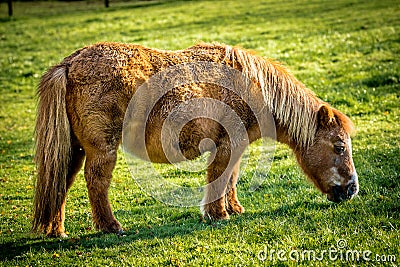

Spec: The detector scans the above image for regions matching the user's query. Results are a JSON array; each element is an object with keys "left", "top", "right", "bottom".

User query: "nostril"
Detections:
[
  {"left": 331, "top": 185, "right": 345, "bottom": 203},
  {"left": 347, "top": 185, "right": 354, "bottom": 196},
  {"left": 347, "top": 182, "right": 358, "bottom": 197}
]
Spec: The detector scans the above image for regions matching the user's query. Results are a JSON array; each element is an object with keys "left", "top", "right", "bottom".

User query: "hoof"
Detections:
[
  {"left": 59, "top": 232, "right": 69, "bottom": 238},
  {"left": 201, "top": 205, "right": 230, "bottom": 221},
  {"left": 117, "top": 229, "right": 126, "bottom": 236},
  {"left": 97, "top": 219, "right": 123, "bottom": 234},
  {"left": 227, "top": 201, "right": 245, "bottom": 215},
  {"left": 45, "top": 231, "right": 68, "bottom": 238}
]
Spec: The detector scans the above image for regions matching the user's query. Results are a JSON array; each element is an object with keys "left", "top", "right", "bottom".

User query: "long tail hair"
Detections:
[{"left": 32, "top": 65, "right": 71, "bottom": 233}]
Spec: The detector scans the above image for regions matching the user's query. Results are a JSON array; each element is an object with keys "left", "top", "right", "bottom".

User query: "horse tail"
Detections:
[{"left": 32, "top": 64, "right": 71, "bottom": 233}]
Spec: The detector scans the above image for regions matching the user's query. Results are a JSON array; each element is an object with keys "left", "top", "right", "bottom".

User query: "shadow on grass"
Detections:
[
  {"left": 1, "top": 183, "right": 398, "bottom": 261},
  {"left": 0, "top": 218, "right": 204, "bottom": 261},
  {"left": 105, "top": 0, "right": 184, "bottom": 13},
  {"left": 1, "top": 134, "right": 398, "bottom": 261},
  {"left": 0, "top": 201, "right": 335, "bottom": 261}
]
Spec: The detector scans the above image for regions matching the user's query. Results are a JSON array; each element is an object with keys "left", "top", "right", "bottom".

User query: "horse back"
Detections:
[{"left": 62, "top": 43, "right": 259, "bottom": 157}]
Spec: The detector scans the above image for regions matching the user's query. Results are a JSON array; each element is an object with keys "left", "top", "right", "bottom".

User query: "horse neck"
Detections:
[
  {"left": 225, "top": 46, "right": 322, "bottom": 148},
  {"left": 275, "top": 122, "right": 303, "bottom": 152}
]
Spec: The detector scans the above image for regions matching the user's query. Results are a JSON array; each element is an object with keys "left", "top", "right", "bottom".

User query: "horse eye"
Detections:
[{"left": 334, "top": 145, "right": 346, "bottom": 154}]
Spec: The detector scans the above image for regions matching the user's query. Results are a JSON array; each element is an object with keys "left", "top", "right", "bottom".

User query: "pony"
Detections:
[{"left": 33, "top": 42, "right": 358, "bottom": 237}]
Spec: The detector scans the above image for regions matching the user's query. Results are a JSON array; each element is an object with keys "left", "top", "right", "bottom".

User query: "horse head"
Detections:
[{"left": 296, "top": 104, "right": 359, "bottom": 203}]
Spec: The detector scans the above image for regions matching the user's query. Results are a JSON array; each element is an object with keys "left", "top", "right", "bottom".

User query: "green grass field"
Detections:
[{"left": 0, "top": 0, "right": 399, "bottom": 266}]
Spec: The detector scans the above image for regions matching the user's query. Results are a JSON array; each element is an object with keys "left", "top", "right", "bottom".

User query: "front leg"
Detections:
[
  {"left": 226, "top": 158, "right": 245, "bottom": 215},
  {"left": 201, "top": 161, "right": 230, "bottom": 220},
  {"left": 201, "top": 145, "right": 243, "bottom": 220},
  {"left": 201, "top": 145, "right": 230, "bottom": 220}
]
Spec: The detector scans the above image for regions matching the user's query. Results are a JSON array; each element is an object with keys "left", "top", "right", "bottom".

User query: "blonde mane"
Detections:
[{"left": 223, "top": 45, "right": 322, "bottom": 148}]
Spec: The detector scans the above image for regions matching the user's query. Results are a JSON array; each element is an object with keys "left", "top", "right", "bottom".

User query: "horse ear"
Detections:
[{"left": 318, "top": 104, "right": 336, "bottom": 128}]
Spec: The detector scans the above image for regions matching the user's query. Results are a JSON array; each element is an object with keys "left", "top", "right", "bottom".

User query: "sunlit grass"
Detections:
[{"left": 0, "top": 0, "right": 399, "bottom": 266}]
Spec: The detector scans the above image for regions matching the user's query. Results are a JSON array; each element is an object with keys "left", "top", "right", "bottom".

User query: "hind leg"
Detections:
[
  {"left": 83, "top": 144, "right": 122, "bottom": 233},
  {"left": 47, "top": 143, "right": 85, "bottom": 237},
  {"left": 226, "top": 158, "right": 244, "bottom": 215}
]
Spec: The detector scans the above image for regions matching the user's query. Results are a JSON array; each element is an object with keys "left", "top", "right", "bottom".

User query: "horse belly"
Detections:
[{"left": 124, "top": 115, "right": 219, "bottom": 164}]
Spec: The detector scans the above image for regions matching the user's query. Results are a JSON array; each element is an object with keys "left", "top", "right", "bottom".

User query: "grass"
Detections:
[{"left": 0, "top": 0, "right": 399, "bottom": 266}]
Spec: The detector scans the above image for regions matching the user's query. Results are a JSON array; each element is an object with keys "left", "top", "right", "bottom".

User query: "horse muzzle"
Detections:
[{"left": 327, "top": 175, "right": 359, "bottom": 203}]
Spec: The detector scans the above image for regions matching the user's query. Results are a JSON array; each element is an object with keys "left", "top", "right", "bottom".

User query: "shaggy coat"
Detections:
[{"left": 33, "top": 42, "right": 358, "bottom": 237}]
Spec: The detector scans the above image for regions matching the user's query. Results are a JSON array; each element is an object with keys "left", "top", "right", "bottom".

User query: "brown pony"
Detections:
[{"left": 33, "top": 42, "right": 359, "bottom": 237}]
